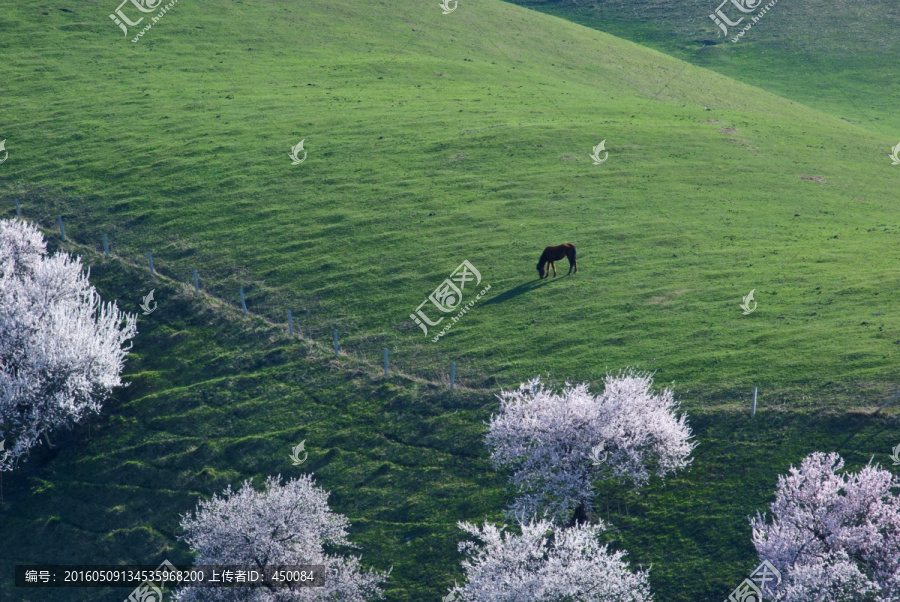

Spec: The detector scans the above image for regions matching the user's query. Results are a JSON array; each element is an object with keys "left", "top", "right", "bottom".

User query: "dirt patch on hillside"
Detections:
[
  {"left": 649, "top": 290, "right": 687, "bottom": 305},
  {"left": 799, "top": 175, "right": 825, "bottom": 183}
]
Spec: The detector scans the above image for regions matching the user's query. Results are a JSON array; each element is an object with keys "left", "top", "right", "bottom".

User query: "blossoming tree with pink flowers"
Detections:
[{"left": 750, "top": 452, "right": 900, "bottom": 601}]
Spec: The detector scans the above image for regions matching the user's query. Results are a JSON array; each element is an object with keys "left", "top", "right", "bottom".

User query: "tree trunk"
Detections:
[
  {"left": 569, "top": 502, "right": 598, "bottom": 527},
  {"left": 42, "top": 431, "right": 54, "bottom": 449}
]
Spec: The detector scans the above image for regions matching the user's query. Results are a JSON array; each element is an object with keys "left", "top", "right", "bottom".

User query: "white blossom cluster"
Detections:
[
  {"left": 174, "top": 474, "right": 388, "bottom": 601},
  {"left": 443, "top": 372, "right": 698, "bottom": 601},
  {"left": 485, "top": 373, "right": 697, "bottom": 523},
  {"left": 0, "top": 218, "right": 136, "bottom": 471},
  {"left": 750, "top": 452, "right": 900, "bottom": 601},
  {"left": 447, "top": 519, "right": 652, "bottom": 602}
]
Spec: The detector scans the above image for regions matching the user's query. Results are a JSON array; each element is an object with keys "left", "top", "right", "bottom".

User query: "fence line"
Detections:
[
  {"left": 7, "top": 205, "right": 471, "bottom": 392},
  {"left": 8, "top": 203, "right": 876, "bottom": 408},
  {"left": 751, "top": 386, "right": 758, "bottom": 418}
]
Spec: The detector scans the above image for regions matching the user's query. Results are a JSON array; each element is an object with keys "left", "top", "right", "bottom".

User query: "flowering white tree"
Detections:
[
  {"left": 174, "top": 474, "right": 388, "bottom": 601},
  {"left": 0, "top": 218, "right": 136, "bottom": 471},
  {"left": 486, "top": 373, "right": 697, "bottom": 524},
  {"left": 445, "top": 519, "right": 652, "bottom": 602},
  {"left": 750, "top": 452, "right": 900, "bottom": 601}
]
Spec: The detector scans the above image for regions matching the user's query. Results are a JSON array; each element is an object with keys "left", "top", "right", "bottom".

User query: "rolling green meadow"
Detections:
[
  {"left": 0, "top": 0, "right": 899, "bottom": 600},
  {"left": 504, "top": 0, "right": 900, "bottom": 136}
]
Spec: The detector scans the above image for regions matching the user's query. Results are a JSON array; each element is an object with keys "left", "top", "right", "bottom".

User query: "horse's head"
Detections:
[{"left": 537, "top": 262, "right": 545, "bottom": 279}]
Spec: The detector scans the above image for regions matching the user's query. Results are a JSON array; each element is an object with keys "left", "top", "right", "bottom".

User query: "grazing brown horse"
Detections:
[{"left": 537, "top": 243, "right": 577, "bottom": 279}]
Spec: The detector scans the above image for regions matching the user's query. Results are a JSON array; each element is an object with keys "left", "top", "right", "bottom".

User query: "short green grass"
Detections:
[
  {"left": 2, "top": 0, "right": 899, "bottom": 397},
  {"left": 1, "top": 242, "right": 897, "bottom": 602},
  {"left": 1, "top": 0, "right": 900, "bottom": 600},
  {"left": 502, "top": 0, "right": 900, "bottom": 137}
]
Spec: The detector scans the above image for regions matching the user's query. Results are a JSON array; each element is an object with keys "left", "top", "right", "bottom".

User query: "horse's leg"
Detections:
[{"left": 551, "top": 261, "right": 557, "bottom": 277}]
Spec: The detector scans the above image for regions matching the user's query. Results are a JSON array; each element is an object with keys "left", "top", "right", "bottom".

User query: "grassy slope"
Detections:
[
  {"left": 1, "top": 242, "right": 507, "bottom": 602},
  {"left": 501, "top": 0, "right": 900, "bottom": 137},
  {"left": 2, "top": 0, "right": 899, "bottom": 399},
  {"left": 0, "top": 0, "right": 899, "bottom": 600},
  {"left": 0, "top": 238, "right": 897, "bottom": 602}
]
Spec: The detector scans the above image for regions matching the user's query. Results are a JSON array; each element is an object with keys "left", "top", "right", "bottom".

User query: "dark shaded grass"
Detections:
[{"left": 0, "top": 246, "right": 897, "bottom": 601}]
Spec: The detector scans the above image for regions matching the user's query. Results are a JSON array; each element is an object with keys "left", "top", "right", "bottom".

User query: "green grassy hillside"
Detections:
[
  {"left": 502, "top": 0, "right": 900, "bottom": 136},
  {"left": 2, "top": 0, "right": 899, "bottom": 399},
  {"left": 1, "top": 0, "right": 900, "bottom": 599},
  {"left": 0, "top": 237, "right": 896, "bottom": 602}
]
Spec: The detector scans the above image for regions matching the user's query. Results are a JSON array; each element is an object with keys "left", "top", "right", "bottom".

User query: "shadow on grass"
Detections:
[{"left": 484, "top": 277, "right": 566, "bottom": 305}]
